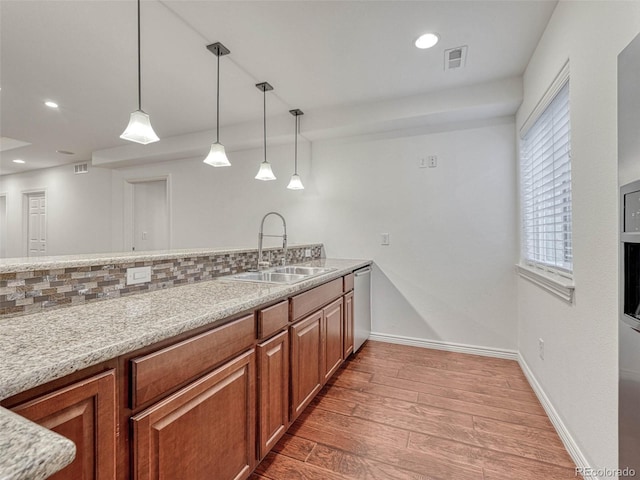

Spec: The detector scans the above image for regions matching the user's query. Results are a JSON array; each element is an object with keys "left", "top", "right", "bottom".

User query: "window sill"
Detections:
[{"left": 516, "top": 264, "right": 575, "bottom": 303}]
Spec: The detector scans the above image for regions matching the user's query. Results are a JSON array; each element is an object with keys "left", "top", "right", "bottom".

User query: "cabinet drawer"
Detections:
[
  {"left": 258, "top": 300, "right": 289, "bottom": 339},
  {"left": 290, "top": 278, "right": 343, "bottom": 322},
  {"left": 131, "top": 314, "right": 255, "bottom": 408},
  {"left": 343, "top": 273, "right": 354, "bottom": 292}
]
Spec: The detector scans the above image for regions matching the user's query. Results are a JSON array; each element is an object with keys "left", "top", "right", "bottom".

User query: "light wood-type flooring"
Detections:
[{"left": 253, "top": 340, "right": 579, "bottom": 480}]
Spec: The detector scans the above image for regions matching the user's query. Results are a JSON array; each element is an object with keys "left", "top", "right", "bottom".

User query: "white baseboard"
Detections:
[
  {"left": 518, "top": 354, "right": 596, "bottom": 480},
  {"left": 368, "top": 332, "right": 518, "bottom": 360}
]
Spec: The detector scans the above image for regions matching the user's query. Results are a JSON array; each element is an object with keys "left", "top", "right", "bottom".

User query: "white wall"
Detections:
[
  {"left": 516, "top": 2, "right": 640, "bottom": 474},
  {"left": 0, "top": 143, "right": 313, "bottom": 257},
  {"left": 0, "top": 164, "right": 113, "bottom": 257},
  {"left": 0, "top": 195, "right": 6, "bottom": 258},
  {"left": 307, "top": 117, "right": 518, "bottom": 350},
  {"left": 110, "top": 142, "right": 315, "bottom": 252}
]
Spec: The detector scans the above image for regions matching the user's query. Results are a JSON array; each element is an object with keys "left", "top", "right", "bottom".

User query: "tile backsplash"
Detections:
[{"left": 0, "top": 244, "right": 323, "bottom": 318}]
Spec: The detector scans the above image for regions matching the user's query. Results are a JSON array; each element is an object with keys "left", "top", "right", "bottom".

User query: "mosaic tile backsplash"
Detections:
[{"left": 0, "top": 244, "right": 323, "bottom": 318}]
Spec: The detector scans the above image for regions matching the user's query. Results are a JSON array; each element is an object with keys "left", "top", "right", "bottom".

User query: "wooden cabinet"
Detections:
[
  {"left": 290, "top": 278, "right": 343, "bottom": 322},
  {"left": 131, "top": 349, "right": 256, "bottom": 480},
  {"left": 257, "top": 301, "right": 289, "bottom": 339},
  {"left": 130, "top": 314, "right": 255, "bottom": 409},
  {"left": 323, "top": 298, "right": 344, "bottom": 382},
  {"left": 343, "top": 291, "right": 354, "bottom": 359},
  {"left": 257, "top": 330, "right": 289, "bottom": 459},
  {"left": 11, "top": 370, "right": 117, "bottom": 480},
  {"left": 290, "top": 310, "right": 324, "bottom": 421},
  {"left": 4, "top": 271, "right": 362, "bottom": 480}
]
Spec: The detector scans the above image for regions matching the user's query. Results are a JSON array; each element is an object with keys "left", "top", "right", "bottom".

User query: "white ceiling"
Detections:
[{"left": 0, "top": 0, "right": 557, "bottom": 176}]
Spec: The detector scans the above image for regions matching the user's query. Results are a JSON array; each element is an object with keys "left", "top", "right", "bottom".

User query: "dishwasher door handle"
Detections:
[{"left": 355, "top": 267, "right": 371, "bottom": 277}]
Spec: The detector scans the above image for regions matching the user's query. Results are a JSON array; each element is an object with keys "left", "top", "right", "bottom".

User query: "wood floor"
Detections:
[{"left": 253, "top": 340, "right": 579, "bottom": 480}]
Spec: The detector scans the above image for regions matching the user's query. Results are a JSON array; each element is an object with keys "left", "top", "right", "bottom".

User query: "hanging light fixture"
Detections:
[
  {"left": 203, "top": 42, "right": 231, "bottom": 167},
  {"left": 287, "top": 109, "right": 304, "bottom": 190},
  {"left": 255, "top": 82, "right": 276, "bottom": 181},
  {"left": 120, "top": 0, "right": 159, "bottom": 145}
]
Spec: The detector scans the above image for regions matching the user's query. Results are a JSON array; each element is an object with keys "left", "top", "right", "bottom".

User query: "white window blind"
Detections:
[{"left": 520, "top": 80, "right": 572, "bottom": 274}]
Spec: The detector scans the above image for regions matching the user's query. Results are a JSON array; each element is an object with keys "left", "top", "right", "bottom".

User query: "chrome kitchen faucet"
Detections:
[{"left": 257, "top": 212, "right": 287, "bottom": 270}]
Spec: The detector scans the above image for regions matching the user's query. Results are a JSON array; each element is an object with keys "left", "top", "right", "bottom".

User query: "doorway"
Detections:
[
  {"left": 124, "top": 177, "right": 170, "bottom": 252},
  {"left": 24, "top": 191, "right": 46, "bottom": 257}
]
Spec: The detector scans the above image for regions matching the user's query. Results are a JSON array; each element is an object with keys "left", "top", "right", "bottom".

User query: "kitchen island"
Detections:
[{"left": 0, "top": 257, "right": 370, "bottom": 480}]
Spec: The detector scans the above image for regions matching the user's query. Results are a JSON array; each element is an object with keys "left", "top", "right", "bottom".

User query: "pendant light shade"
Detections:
[
  {"left": 120, "top": 110, "right": 159, "bottom": 145},
  {"left": 255, "top": 82, "right": 276, "bottom": 181},
  {"left": 287, "top": 174, "right": 304, "bottom": 190},
  {"left": 204, "top": 42, "right": 231, "bottom": 167},
  {"left": 203, "top": 142, "right": 231, "bottom": 167},
  {"left": 255, "top": 161, "right": 276, "bottom": 181},
  {"left": 121, "top": 0, "right": 159, "bottom": 145},
  {"left": 287, "top": 109, "right": 304, "bottom": 190}
]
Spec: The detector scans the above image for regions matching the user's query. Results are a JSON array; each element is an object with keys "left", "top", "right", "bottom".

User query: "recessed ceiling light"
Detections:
[
  {"left": 12, "top": 159, "right": 25, "bottom": 164},
  {"left": 44, "top": 101, "right": 59, "bottom": 109},
  {"left": 415, "top": 33, "right": 439, "bottom": 49}
]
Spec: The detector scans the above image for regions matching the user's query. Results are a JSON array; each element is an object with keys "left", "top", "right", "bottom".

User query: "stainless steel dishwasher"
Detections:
[{"left": 353, "top": 265, "right": 371, "bottom": 352}]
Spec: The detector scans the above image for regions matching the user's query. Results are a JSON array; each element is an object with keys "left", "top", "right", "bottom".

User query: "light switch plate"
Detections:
[
  {"left": 127, "top": 266, "right": 152, "bottom": 286},
  {"left": 381, "top": 233, "right": 390, "bottom": 246}
]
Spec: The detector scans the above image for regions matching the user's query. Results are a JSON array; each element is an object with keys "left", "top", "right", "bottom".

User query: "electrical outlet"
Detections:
[
  {"left": 538, "top": 338, "right": 544, "bottom": 360},
  {"left": 428, "top": 155, "right": 438, "bottom": 168},
  {"left": 381, "top": 233, "right": 390, "bottom": 246},
  {"left": 304, "top": 248, "right": 311, "bottom": 257},
  {"left": 127, "top": 266, "right": 151, "bottom": 286}
]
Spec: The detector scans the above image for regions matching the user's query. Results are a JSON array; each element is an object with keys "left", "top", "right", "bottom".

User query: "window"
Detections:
[{"left": 520, "top": 74, "right": 572, "bottom": 275}]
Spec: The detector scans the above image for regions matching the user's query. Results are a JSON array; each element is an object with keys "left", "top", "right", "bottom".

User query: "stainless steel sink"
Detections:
[
  {"left": 226, "top": 266, "right": 336, "bottom": 284},
  {"left": 270, "top": 266, "right": 336, "bottom": 276}
]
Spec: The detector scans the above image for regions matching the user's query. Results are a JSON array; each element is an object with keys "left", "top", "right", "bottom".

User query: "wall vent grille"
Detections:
[
  {"left": 444, "top": 46, "right": 468, "bottom": 70},
  {"left": 74, "top": 163, "right": 89, "bottom": 174}
]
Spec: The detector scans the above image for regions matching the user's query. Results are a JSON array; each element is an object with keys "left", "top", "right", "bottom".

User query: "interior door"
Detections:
[
  {"left": 131, "top": 180, "right": 169, "bottom": 252},
  {"left": 27, "top": 192, "right": 46, "bottom": 256}
]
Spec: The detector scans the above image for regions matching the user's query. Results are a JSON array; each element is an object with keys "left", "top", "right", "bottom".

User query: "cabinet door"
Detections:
[
  {"left": 323, "top": 298, "right": 344, "bottom": 382},
  {"left": 12, "top": 370, "right": 116, "bottom": 480},
  {"left": 290, "top": 311, "right": 323, "bottom": 422},
  {"left": 343, "top": 291, "right": 354, "bottom": 359},
  {"left": 132, "top": 350, "right": 255, "bottom": 480},
  {"left": 257, "top": 330, "right": 289, "bottom": 460}
]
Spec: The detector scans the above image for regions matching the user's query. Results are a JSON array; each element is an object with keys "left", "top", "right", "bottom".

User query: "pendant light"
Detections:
[
  {"left": 287, "top": 109, "right": 304, "bottom": 190},
  {"left": 120, "top": 0, "right": 159, "bottom": 145},
  {"left": 203, "top": 42, "right": 231, "bottom": 167},
  {"left": 255, "top": 82, "right": 276, "bottom": 181}
]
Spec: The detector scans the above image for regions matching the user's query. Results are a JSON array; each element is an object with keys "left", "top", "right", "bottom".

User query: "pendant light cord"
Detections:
[
  {"left": 263, "top": 88, "right": 267, "bottom": 163},
  {"left": 137, "top": 0, "right": 142, "bottom": 111},
  {"left": 294, "top": 115, "right": 298, "bottom": 174},
  {"left": 216, "top": 49, "right": 220, "bottom": 143}
]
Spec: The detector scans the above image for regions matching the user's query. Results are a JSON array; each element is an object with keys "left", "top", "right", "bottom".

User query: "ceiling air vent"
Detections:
[
  {"left": 444, "top": 45, "right": 468, "bottom": 71},
  {"left": 74, "top": 163, "right": 89, "bottom": 174}
]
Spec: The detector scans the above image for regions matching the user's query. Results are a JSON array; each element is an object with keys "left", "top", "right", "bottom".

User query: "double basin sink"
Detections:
[{"left": 228, "top": 266, "right": 336, "bottom": 284}]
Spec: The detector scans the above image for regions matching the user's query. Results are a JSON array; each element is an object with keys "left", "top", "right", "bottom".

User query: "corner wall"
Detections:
[
  {"left": 308, "top": 118, "right": 518, "bottom": 351},
  {"left": 515, "top": 2, "right": 640, "bottom": 474}
]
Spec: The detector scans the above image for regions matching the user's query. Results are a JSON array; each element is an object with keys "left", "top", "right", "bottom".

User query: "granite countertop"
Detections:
[{"left": 0, "top": 258, "right": 370, "bottom": 480}]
